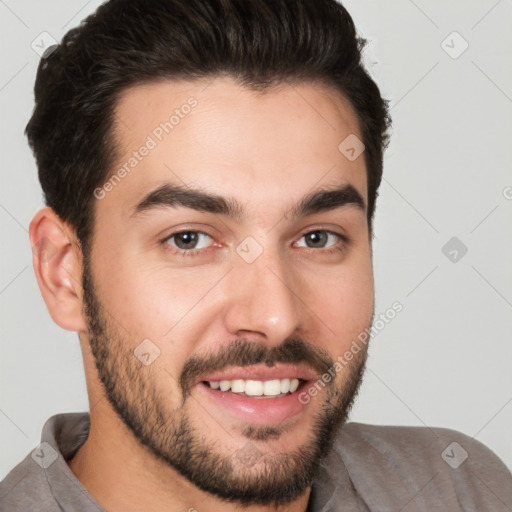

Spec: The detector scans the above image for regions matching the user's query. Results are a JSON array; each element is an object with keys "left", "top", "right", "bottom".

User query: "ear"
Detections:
[{"left": 29, "top": 207, "right": 87, "bottom": 332}]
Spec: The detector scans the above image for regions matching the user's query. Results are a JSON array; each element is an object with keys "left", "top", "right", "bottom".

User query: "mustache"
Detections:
[{"left": 179, "top": 337, "right": 334, "bottom": 399}]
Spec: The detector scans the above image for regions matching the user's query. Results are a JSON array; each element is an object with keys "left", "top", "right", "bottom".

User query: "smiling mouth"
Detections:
[
  {"left": 201, "top": 378, "right": 307, "bottom": 398},
  {"left": 196, "top": 365, "right": 316, "bottom": 424}
]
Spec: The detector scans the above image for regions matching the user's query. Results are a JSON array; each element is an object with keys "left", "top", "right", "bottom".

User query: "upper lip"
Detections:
[{"left": 196, "top": 363, "right": 319, "bottom": 385}]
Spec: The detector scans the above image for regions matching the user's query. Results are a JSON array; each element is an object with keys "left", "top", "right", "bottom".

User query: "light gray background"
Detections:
[{"left": 1, "top": 0, "right": 511, "bottom": 479}]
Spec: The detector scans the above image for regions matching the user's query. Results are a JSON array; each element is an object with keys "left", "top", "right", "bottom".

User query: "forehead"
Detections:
[{"left": 104, "top": 77, "right": 367, "bottom": 219}]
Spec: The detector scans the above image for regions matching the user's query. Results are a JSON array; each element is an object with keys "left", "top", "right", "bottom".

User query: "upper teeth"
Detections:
[{"left": 208, "top": 378, "right": 300, "bottom": 396}]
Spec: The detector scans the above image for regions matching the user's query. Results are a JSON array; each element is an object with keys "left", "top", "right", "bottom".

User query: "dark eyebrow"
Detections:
[
  {"left": 132, "top": 184, "right": 245, "bottom": 220},
  {"left": 131, "top": 183, "right": 365, "bottom": 220},
  {"left": 290, "top": 184, "right": 365, "bottom": 219}
]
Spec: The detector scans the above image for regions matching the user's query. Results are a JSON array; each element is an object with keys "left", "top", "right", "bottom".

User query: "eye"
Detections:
[
  {"left": 164, "top": 231, "right": 213, "bottom": 251},
  {"left": 295, "top": 230, "right": 343, "bottom": 250}
]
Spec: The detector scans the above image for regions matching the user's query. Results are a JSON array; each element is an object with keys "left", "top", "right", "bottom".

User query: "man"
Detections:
[{"left": 1, "top": 0, "right": 510, "bottom": 510}]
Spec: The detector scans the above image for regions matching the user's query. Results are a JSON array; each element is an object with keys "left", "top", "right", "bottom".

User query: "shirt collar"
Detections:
[
  {"left": 41, "top": 412, "right": 367, "bottom": 512},
  {"left": 40, "top": 412, "right": 105, "bottom": 511}
]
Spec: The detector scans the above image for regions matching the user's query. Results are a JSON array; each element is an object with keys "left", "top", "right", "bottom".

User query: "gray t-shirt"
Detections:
[{"left": 1, "top": 413, "right": 511, "bottom": 511}]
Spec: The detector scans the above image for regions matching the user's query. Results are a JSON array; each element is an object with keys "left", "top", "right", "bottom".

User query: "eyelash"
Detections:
[{"left": 160, "top": 229, "right": 349, "bottom": 258}]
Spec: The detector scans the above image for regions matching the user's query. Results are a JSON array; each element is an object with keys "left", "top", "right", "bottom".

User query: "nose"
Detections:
[{"left": 222, "top": 246, "right": 304, "bottom": 346}]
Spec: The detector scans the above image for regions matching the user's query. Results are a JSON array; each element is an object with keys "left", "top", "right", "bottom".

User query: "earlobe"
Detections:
[{"left": 29, "top": 207, "right": 87, "bottom": 332}]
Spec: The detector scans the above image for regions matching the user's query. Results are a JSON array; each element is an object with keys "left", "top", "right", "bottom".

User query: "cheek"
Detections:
[
  {"left": 312, "top": 257, "right": 374, "bottom": 349},
  {"left": 92, "top": 258, "right": 179, "bottom": 340},
  {"left": 93, "top": 253, "right": 226, "bottom": 349}
]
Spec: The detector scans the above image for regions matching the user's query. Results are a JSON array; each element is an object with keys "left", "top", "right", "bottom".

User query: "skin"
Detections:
[{"left": 29, "top": 78, "right": 374, "bottom": 511}]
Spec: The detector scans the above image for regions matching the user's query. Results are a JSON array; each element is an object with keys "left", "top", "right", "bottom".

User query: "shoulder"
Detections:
[
  {"left": 0, "top": 451, "right": 60, "bottom": 512},
  {"left": 339, "top": 422, "right": 506, "bottom": 467},
  {"left": 0, "top": 412, "right": 93, "bottom": 512},
  {"left": 332, "top": 422, "right": 512, "bottom": 511}
]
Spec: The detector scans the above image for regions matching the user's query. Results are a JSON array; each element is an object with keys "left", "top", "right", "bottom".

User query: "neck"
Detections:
[{"left": 68, "top": 402, "right": 311, "bottom": 512}]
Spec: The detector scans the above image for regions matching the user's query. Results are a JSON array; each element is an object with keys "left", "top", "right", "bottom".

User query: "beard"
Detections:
[{"left": 81, "top": 252, "right": 370, "bottom": 507}]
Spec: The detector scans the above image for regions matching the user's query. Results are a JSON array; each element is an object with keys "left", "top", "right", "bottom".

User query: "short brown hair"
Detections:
[{"left": 26, "top": 0, "right": 391, "bottom": 251}]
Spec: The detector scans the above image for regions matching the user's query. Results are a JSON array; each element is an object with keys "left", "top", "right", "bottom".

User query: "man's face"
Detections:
[{"left": 82, "top": 78, "right": 374, "bottom": 505}]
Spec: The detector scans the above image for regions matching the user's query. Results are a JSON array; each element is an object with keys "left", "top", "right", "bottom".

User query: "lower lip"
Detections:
[{"left": 196, "top": 382, "right": 310, "bottom": 425}]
